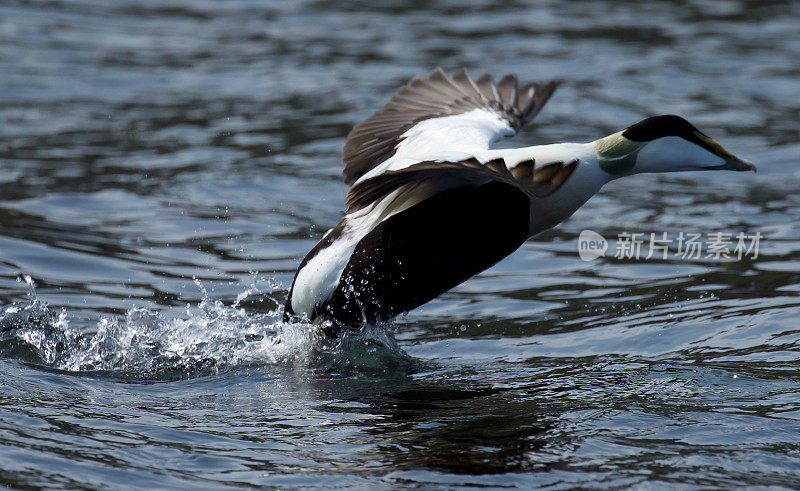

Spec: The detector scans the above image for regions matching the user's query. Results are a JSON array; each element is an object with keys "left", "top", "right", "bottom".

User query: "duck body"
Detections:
[{"left": 283, "top": 68, "right": 754, "bottom": 332}]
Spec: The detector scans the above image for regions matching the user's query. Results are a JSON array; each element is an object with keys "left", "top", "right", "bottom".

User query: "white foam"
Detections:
[{"left": 0, "top": 274, "right": 412, "bottom": 379}]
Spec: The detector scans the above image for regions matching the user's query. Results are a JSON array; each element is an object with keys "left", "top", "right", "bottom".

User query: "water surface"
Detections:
[{"left": 1, "top": 0, "right": 800, "bottom": 487}]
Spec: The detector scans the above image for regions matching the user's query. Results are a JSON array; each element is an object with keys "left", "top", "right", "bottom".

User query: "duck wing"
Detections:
[
  {"left": 342, "top": 67, "right": 560, "bottom": 186},
  {"left": 345, "top": 157, "right": 580, "bottom": 213}
]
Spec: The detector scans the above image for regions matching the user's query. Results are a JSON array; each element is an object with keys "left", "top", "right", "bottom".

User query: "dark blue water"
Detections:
[{"left": 1, "top": 0, "right": 799, "bottom": 487}]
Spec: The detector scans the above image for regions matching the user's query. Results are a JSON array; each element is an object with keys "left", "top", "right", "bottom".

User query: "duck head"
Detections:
[{"left": 594, "top": 115, "right": 756, "bottom": 177}]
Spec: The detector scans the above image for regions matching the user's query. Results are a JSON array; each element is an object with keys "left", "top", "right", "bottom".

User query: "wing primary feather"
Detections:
[
  {"left": 451, "top": 68, "right": 485, "bottom": 101},
  {"left": 475, "top": 73, "right": 501, "bottom": 103},
  {"left": 519, "top": 80, "right": 561, "bottom": 124},
  {"left": 428, "top": 67, "right": 471, "bottom": 100},
  {"left": 497, "top": 74, "right": 519, "bottom": 108}
]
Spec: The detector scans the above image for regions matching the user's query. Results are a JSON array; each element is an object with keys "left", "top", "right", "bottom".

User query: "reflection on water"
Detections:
[{"left": 1, "top": 0, "right": 799, "bottom": 487}]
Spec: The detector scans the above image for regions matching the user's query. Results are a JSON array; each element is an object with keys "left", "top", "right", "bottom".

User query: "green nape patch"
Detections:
[
  {"left": 594, "top": 131, "right": 645, "bottom": 175},
  {"left": 598, "top": 152, "right": 638, "bottom": 174}
]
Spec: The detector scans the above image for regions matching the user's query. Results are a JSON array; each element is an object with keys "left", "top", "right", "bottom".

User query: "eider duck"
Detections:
[{"left": 284, "top": 67, "right": 755, "bottom": 333}]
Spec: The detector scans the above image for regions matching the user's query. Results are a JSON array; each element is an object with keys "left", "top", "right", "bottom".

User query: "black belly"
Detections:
[{"left": 308, "top": 180, "right": 531, "bottom": 329}]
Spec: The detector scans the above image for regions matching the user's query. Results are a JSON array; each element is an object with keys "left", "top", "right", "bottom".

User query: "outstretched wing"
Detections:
[{"left": 342, "top": 67, "right": 560, "bottom": 186}]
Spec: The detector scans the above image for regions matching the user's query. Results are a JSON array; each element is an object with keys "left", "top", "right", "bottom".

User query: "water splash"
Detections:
[{"left": 0, "top": 275, "right": 413, "bottom": 379}]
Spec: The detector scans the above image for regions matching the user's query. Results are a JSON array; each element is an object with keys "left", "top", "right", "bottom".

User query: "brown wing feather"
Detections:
[
  {"left": 345, "top": 156, "right": 580, "bottom": 212},
  {"left": 346, "top": 158, "right": 520, "bottom": 212},
  {"left": 342, "top": 68, "right": 561, "bottom": 186}
]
